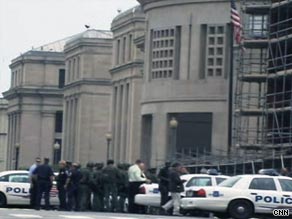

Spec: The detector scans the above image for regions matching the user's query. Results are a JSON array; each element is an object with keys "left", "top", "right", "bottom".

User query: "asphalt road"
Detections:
[{"left": 0, "top": 208, "right": 208, "bottom": 219}]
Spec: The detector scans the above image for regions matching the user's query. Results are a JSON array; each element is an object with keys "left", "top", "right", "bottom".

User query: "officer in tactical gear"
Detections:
[
  {"left": 117, "top": 163, "right": 129, "bottom": 213},
  {"left": 102, "top": 160, "right": 120, "bottom": 212},
  {"left": 91, "top": 162, "right": 104, "bottom": 212},
  {"left": 79, "top": 162, "right": 94, "bottom": 211}
]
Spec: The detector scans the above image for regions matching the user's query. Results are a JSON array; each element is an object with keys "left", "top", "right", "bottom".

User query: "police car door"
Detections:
[
  {"left": 4, "top": 173, "right": 30, "bottom": 205},
  {"left": 277, "top": 178, "right": 292, "bottom": 209},
  {"left": 248, "top": 177, "right": 280, "bottom": 214}
]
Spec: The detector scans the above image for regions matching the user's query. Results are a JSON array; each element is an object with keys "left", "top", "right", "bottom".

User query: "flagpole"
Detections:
[{"left": 228, "top": 22, "right": 234, "bottom": 154}]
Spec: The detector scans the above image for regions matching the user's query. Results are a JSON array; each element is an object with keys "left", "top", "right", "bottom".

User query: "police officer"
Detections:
[
  {"left": 79, "top": 162, "right": 94, "bottom": 211},
  {"left": 102, "top": 160, "right": 120, "bottom": 212},
  {"left": 158, "top": 162, "right": 171, "bottom": 211},
  {"left": 65, "top": 163, "right": 82, "bottom": 211},
  {"left": 92, "top": 163, "right": 104, "bottom": 212},
  {"left": 56, "top": 160, "right": 68, "bottom": 211},
  {"left": 117, "top": 163, "right": 129, "bottom": 213},
  {"left": 33, "top": 158, "right": 54, "bottom": 210}
]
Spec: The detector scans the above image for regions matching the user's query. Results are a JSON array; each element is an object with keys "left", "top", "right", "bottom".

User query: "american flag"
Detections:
[{"left": 231, "top": 0, "right": 242, "bottom": 44}]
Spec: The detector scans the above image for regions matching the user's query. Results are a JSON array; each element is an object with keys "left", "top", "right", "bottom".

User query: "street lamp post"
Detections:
[
  {"left": 169, "top": 117, "right": 178, "bottom": 161},
  {"left": 15, "top": 143, "right": 20, "bottom": 170},
  {"left": 105, "top": 132, "right": 112, "bottom": 161},
  {"left": 53, "top": 142, "right": 61, "bottom": 165}
]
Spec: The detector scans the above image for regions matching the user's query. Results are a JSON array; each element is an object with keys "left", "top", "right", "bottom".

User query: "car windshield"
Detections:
[
  {"left": 186, "top": 177, "right": 212, "bottom": 187},
  {"left": 219, "top": 176, "right": 242, "bottom": 188}
]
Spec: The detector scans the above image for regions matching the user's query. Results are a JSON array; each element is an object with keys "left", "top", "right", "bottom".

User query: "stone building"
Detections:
[
  {"left": 0, "top": 98, "right": 8, "bottom": 171},
  {"left": 63, "top": 29, "right": 113, "bottom": 164},
  {"left": 110, "top": 6, "right": 145, "bottom": 163},
  {"left": 136, "top": 0, "right": 232, "bottom": 166},
  {"left": 2, "top": 40, "right": 67, "bottom": 169}
]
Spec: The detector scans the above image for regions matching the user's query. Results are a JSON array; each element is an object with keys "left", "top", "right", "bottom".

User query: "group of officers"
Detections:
[{"left": 28, "top": 157, "right": 161, "bottom": 213}]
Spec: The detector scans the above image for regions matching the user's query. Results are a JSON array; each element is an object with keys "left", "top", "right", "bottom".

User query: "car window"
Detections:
[
  {"left": 216, "top": 177, "right": 227, "bottom": 185},
  {"left": 219, "top": 176, "right": 242, "bottom": 187},
  {"left": 249, "top": 178, "right": 277, "bottom": 191},
  {"left": 0, "top": 175, "right": 9, "bottom": 182},
  {"left": 8, "top": 174, "right": 29, "bottom": 183},
  {"left": 186, "top": 177, "right": 212, "bottom": 187},
  {"left": 279, "top": 179, "right": 292, "bottom": 192}
]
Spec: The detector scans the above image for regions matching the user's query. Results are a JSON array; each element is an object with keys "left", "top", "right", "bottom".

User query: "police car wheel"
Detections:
[
  {"left": 0, "top": 193, "right": 7, "bottom": 207},
  {"left": 228, "top": 200, "right": 254, "bottom": 219}
]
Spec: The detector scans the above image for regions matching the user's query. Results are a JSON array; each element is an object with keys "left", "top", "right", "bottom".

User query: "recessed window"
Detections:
[
  {"left": 208, "top": 69, "right": 213, "bottom": 76},
  {"left": 208, "top": 58, "right": 214, "bottom": 66},
  {"left": 216, "top": 68, "right": 222, "bottom": 76},
  {"left": 217, "top": 47, "right": 223, "bottom": 55},
  {"left": 209, "top": 26, "right": 215, "bottom": 34},
  {"left": 217, "top": 37, "right": 223, "bottom": 44},
  {"left": 170, "top": 29, "right": 175, "bottom": 36},
  {"left": 208, "top": 48, "right": 215, "bottom": 55},
  {"left": 217, "top": 26, "right": 224, "bottom": 34},
  {"left": 209, "top": 37, "right": 215, "bottom": 45},
  {"left": 216, "top": 58, "right": 223, "bottom": 66}
]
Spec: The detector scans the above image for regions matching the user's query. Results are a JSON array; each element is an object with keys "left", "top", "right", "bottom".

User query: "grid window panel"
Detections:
[{"left": 150, "top": 27, "right": 176, "bottom": 79}]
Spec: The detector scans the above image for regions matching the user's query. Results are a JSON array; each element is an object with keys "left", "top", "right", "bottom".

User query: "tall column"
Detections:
[
  {"left": 40, "top": 112, "right": 55, "bottom": 162},
  {"left": 113, "top": 85, "right": 121, "bottom": 162},
  {"left": 120, "top": 82, "right": 126, "bottom": 162},
  {"left": 6, "top": 114, "right": 12, "bottom": 169}
]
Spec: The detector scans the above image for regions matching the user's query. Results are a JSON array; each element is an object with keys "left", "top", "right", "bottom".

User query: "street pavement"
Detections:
[{"left": 0, "top": 208, "right": 208, "bottom": 219}]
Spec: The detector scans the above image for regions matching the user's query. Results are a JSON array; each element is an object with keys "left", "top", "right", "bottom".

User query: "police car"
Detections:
[
  {"left": 180, "top": 174, "right": 292, "bottom": 219},
  {"left": 134, "top": 173, "right": 229, "bottom": 208},
  {"left": 0, "top": 170, "right": 59, "bottom": 207}
]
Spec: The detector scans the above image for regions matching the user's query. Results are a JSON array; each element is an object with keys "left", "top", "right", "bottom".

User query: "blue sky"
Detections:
[{"left": 0, "top": 0, "right": 138, "bottom": 96}]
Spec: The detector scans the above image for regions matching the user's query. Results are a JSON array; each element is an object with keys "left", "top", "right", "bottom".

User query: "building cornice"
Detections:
[
  {"left": 64, "top": 79, "right": 112, "bottom": 90},
  {"left": 3, "top": 87, "right": 63, "bottom": 100},
  {"left": 111, "top": 17, "right": 146, "bottom": 32},
  {"left": 141, "top": 96, "right": 227, "bottom": 105},
  {"left": 110, "top": 60, "right": 144, "bottom": 74},
  {"left": 64, "top": 38, "right": 113, "bottom": 54},
  {"left": 138, "top": 0, "right": 230, "bottom": 12}
]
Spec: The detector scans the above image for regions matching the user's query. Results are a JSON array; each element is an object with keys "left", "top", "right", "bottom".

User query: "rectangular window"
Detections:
[
  {"left": 122, "top": 37, "right": 126, "bottom": 63},
  {"left": 128, "top": 34, "right": 132, "bottom": 61},
  {"left": 248, "top": 14, "right": 268, "bottom": 39},
  {"left": 116, "top": 39, "right": 120, "bottom": 65},
  {"left": 55, "top": 111, "right": 63, "bottom": 133},
  {"left": 58, "top": 69, "right": 65, "bottom": 88}
]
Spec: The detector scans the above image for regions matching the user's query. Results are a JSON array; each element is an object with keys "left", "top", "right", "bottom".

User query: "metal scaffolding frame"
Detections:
[{"left": 234, "top": 0, "right": 292, "bottom": 155}]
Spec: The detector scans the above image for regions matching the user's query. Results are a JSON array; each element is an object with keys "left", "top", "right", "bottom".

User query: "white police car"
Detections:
[
  {"left": 181, "top": 174, "right": 292, "bottom": 219},
  {"left": 135, "top": 174, "right": 229, "bottom": 208},
  {"left": 0, "top": 170, "right": 59, "bottom": 207}
]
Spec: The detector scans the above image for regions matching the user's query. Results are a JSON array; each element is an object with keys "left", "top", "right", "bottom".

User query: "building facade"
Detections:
[
  {"left": 0, "top": 98, "right": 8, "bottom": 171},
  {"left": 137, "top": 0, "right": 232, "bottom": 166},
  {"left": 3, "top": 46, "right": 65, "bottom": 169},
  {"left": 63, "top": 30, "right": 113, "bottom": 164},
  {"left": 110, "top": 6, "right": 145, "bottom": 163}
]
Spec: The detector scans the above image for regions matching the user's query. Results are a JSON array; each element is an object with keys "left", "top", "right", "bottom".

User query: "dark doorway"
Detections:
[
  {"left": 168, "top": 113, "right": 212, "bottom": 159},
  {"left": 141, "top": 115, "right": 153, "bottom": 167}
]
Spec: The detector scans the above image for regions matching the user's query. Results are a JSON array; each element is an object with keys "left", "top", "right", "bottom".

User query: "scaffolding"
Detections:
[
  {"left": 234, "top": 0, "right": 292, "bottom": 156},
  {"left": 234, "top": 0, "right": 270, "bottom": 152}
]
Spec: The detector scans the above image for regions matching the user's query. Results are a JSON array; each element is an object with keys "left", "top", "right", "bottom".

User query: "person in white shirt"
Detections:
[
  {"left": 127, "top": 159, "right": 150, "bottom": 213},
  {"left": 29, "top": 157, "right": 41, "bottom": 208}
]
